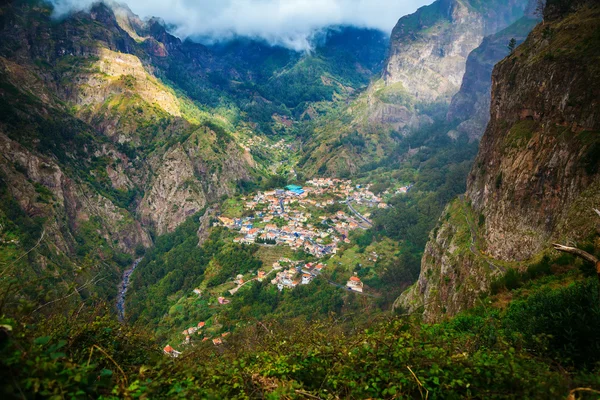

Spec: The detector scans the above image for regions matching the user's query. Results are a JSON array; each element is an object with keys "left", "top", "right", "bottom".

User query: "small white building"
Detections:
[
  {"left": 347, "top": 275, "right": 364, "bottom": 293},
  {"left": 301, "top": 274, "right": 312, "bottom": 285}
]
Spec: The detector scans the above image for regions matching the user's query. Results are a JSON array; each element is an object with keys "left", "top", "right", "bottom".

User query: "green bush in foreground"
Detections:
[{"left": 2, "top": 278, "right": 600, "bottom": 399}]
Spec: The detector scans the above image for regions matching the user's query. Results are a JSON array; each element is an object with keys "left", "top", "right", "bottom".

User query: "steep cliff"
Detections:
[
  {"left": 397, "top": 2, "right": 600, "bottom": 322},
  {"left": 383, "top": 0, "right": 529, "bottom": 105},
  {"left": 447, "top": 15, "right": 539, "bottom": 140},
  {"left": 299, "top": 0, "right": 530, "bottom": 177}
]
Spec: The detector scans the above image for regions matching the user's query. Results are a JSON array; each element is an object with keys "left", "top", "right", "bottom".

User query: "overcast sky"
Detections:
[{"left": 48, "top": 0, "right": 433, "bottom": 51}]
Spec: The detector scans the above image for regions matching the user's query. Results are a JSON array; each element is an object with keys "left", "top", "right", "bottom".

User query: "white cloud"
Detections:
[{"left": 48, "top": 0, "right": 433, "bottom": 51}]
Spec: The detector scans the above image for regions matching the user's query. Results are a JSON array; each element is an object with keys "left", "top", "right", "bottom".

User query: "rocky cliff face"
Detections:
[
  {"left": 397, "top": 3, "right": 600, "bottom": 322},
  {"left": 447, "top": 14, "right": 540, "bottom": 140},
  {"left": 299, "top": 0, "right": 531, "bottom": 178},
  {"left": 383, "top": 0, "right": 529, "bottom": 105},
  {"left": 0, "top": 1, "right": 253, "bottom": 237}
]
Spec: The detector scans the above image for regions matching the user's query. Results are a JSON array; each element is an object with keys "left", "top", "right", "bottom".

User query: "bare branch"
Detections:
[
  {"left": 29, "top": 274, "right": 105, "bottom": 315},
  {"left": 0, "top": 230, "right": 45, "bottom": 279},
  {"left": 552, "top": 244, "right": 599, "bottom": 265}
]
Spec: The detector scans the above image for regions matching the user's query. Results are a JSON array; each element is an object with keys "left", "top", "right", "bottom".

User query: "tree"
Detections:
[
  {"left": 535, "top": 0, "right": 546, "bottom": 18},
  {"left": 553, "top": 208, "right": 600, "bottom": 301},
  {"left": 507, "top": 38, "right": 517, "bottom": 53}
]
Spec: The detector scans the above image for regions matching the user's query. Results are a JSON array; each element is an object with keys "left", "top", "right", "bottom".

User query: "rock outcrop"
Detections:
[
  {"left": 447, "top": 14, "right": 540, "bottom": 140},
  {"left": 397, "top": 2, "right": 600, "bottom": 322},
  {"left": 383, "top": 0, "right": 529, "bottom": 105},
  {"left": 299, "top": 0, "right": 532, "bottom": 178}
]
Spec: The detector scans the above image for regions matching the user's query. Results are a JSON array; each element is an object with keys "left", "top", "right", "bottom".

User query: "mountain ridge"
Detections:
[{"left": 397, "top": 1, "right": 600, "bottom": 322}]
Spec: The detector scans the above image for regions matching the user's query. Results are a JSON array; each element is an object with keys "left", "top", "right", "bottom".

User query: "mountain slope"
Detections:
[
  {"left": 299, "top": 0, "right": 531, "bottom": 177},
  {"left": 383, "top": 0, "right": 529, "bottom": 104},
  {"left": 0, "top": 0, "right": 256, "bottom": 313},
  {"left": 398, "top": 1, "right": 600, "bottom": 322},
  {"left": 447, "top": 14, "right": 540, "bottom": 140}
]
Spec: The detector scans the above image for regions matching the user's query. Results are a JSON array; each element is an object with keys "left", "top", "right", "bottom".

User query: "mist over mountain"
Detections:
[{"left": 47, "top": 0, "right": 433, "bottom": 51}]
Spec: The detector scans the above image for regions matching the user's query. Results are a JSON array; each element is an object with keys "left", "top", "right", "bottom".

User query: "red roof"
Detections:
[{"left": 163, "top": 345, "right": 174, "bottom": 353}]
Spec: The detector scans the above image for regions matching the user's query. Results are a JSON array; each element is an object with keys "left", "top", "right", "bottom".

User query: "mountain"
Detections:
[
  {"left": 0, "top": 0, "right": 260, "bottom": 313},
  {"left": 0, "top": 0, "right": 392, "bottom": 311},
  {"left": 447, "top": 12, "right": 540, "bottom": 140},
  {"left": 298, "top": 0, "right": 531, "bottom": 177},
  {"left": 383, "top": 0, "right": 529, "bottom": 104},
  {"left": 397, "top": 0, "right": 600, "bottom": 322}
]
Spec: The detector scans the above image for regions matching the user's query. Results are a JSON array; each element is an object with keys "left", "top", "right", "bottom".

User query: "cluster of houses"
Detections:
[
  {"left": 306, "top": 178, "right": 389, "bottom": 209},
  {"left": 270, "top": 260, "right": 326, "bottom": 291},
  {"left": 217, "top": 180, "right": 391, "bottom": 258}
]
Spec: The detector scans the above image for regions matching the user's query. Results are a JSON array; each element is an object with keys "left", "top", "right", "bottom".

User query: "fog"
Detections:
[{"left": 48, "top": 0, "right": 432, "bottom": 51}]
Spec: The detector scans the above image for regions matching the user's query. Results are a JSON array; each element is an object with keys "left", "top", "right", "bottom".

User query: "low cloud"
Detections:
[{"left": 48, "top": 0, "right": 432, "bottom": 51}]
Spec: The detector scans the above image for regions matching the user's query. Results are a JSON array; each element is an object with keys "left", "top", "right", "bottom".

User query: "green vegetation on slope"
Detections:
[{"left": 2, "top": 263, "right": 600, "bottom": 398}]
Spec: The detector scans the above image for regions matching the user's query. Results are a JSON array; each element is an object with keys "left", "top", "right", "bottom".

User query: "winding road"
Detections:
[{"left": 345, "top": 199, "right": 373, "bottom": 228}]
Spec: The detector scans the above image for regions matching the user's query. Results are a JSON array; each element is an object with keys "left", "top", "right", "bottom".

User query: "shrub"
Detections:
[{"left": 503, "top": 278, "right": 600, "bottom": 367}]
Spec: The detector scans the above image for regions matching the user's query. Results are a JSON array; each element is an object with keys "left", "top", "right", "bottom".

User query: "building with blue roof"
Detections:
[{"left": 285, "top": 184, "right": 304, "bottom": 196}]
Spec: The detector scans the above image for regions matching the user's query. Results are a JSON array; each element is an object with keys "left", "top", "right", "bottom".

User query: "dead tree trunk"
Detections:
[
  {"left": 552, "top": 209, "right": 600, "bottom": 300},
  {"left": 552, "top": 243, "right": 600, "bottom": 300}
]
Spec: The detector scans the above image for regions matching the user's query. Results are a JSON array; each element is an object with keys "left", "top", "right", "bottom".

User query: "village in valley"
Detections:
[
  {"left": 218, "top": 178, "right": 394, "bottom": 256},
  {"left": 162, "top": 178, "right": 412, "bottom": 354}
]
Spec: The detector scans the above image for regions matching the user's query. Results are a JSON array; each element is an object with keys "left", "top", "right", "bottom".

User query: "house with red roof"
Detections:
[
  {"left": 163, "top": 345, "right": 181, "bottom": 358},
  {"left": 347, "top": 274, "right": 364, "bottom": 293}
]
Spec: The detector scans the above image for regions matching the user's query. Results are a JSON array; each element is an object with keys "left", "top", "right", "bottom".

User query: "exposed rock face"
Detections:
[
  {"left": 139, "top": 137, "right": 248, "bottom": 235},
  {"left": 398, "top": 3, "right": 600, "bottom": 322},
  {"left": 139, "top": 145, "right": 206, "bottom": 235},
  {"left": 384, "top": 0, "right": 529, "bottom": 104},
  {"left": 0, "top": 131, "right": 152, "bottom": 255},
  {"left": 468, "top": 6, "right": 600, "bottom": 261},
  {"left": 300, "top": 0, "right": 532, "bottom": 178},
  {"left": 447, "top": 15, "right": 540, "bottom": 140},
  {"left": 197, "top": 206, "right": 218, "bottom": 247}
]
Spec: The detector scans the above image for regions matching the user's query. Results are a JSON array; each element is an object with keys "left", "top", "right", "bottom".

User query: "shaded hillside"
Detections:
[
  {"left": 447, "top": 15, "right": 540, "bottom": 140},
  {"left": 398, "top": 2, "right": 600, "bottom": 322}
]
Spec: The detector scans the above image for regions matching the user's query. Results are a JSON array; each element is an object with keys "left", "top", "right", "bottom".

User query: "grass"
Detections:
[
  {"left": 255, "top": 246, "right": 295, "bottom": 268},
  {"left": 503, "top": 120, "right": 538, "bottom": 150}
]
